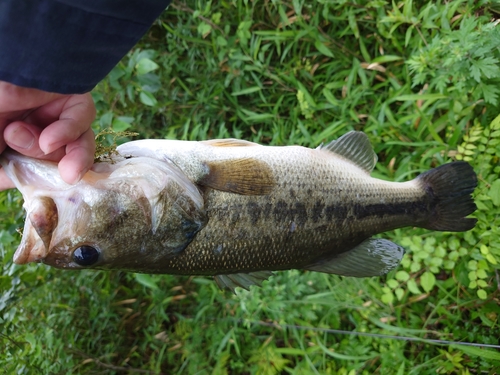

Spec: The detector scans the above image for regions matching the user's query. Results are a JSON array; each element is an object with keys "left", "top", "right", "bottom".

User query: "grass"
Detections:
[{"left": 1, "top": 0, "right": 500, "bottom": 373}]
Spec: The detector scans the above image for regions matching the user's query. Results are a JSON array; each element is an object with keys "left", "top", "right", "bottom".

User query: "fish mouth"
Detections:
[
  {"left": 13, "top": 225, "right": 48, "bottom": 264},
  {"left": 13, "top": 244, "right": 47, "bottom": 264},
  {"left": 13, "top": 196, "right": 58, "bottom": 265},
  {"left": 1, "top": 152, "right": 61, "bottom": 264}
]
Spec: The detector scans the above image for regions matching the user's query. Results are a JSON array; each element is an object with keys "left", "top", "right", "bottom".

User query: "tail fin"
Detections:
[{"left": 417, "top": 162, "right": 477, "bottom": 232}]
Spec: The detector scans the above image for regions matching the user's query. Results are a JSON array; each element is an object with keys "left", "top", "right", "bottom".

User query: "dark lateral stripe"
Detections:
[
  {"left": 352, "top": 201, "right": 431, "bottom": 220},
  {"left": 243, "top": 199, "right": 432, "bottom": 225}
]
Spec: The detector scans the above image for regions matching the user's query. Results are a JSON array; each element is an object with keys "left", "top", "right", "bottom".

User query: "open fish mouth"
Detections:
[
  {"left": 13, "top": 223, "right": 47, "bottom": 264},
  {"left": 13, "top": 196, "right": 58, "bottom": 264},
  {"left": 0, "top": 153, "right": 62, "bottom": 265},
  {"left": 14, "top": 237, "right": 47, "bottom": 264}
]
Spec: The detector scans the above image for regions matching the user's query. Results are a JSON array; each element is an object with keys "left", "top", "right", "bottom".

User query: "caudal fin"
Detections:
[{"left": 417, "top": 162, "right": 477, "bottom": 232}]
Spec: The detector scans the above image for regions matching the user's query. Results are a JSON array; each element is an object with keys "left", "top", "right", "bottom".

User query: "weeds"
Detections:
[{"left": 1, "top": 0, "right": 499, "bottom": 373}]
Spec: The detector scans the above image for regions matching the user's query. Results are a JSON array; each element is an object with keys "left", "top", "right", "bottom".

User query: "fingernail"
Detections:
[
  {"left": 9, "top": 127, "right": 35, "bottom": 150},
  {"left": 74, "top": 170, "right": 84, "bottom": 183},
  {"left": 66, "top": 168, "right": 86, "bottom": 185},
  {"left": 39, "top": 141, "right": 57, "bottom": 155}
]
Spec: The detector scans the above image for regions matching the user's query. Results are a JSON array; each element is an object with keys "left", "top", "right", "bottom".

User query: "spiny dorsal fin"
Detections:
[
  {"left": 202, "top": 139, "right": 261, "bottom": 147},
  {"left": 319, "top": 131, "right": 377, "bottom": 173},
  {"left": 214, "top": 271, "right": 274, "bottom": 293},
  {"left": 304, "top": 238, "right": 405, "bottom": 277},
  {"left": 200, "top": 158, "right": 275, "bottom": 195}
]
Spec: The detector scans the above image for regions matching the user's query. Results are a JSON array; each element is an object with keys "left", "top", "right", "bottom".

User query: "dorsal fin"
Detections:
[
  {"left": 202, "top": 139, "right": 261, "bottom": 147},
  {"left": 200, "top": 158, "right": 275, "bottom": 195},
  {"left": 319, "top": 131, "right": 377, "bottom": 173}
]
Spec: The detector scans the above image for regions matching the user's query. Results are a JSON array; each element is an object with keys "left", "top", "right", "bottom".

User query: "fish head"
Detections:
[{"left": 1, "top": 151, "right": 206, "bottom": 271}]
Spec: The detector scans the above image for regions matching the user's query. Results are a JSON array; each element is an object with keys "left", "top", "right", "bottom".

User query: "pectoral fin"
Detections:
[
  {"left": 201, "top": 158, "right": 275, "bottom": 195},
  {"left": 305, "top": 238, "right": 405, "bottom": 277},
  {"left": 214, "top": 271, "right": 274, "bottom": 293}
]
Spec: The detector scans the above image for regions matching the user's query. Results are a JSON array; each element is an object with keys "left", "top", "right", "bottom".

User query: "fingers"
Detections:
[
  {"left": 58, "top": 127, "right": 96, "bottom": 184},
  {"left": 3, "top": 92, "right": 97, "bottom": 184},
  {"left": 3, "top": 121, "right": 47, "bottom": 157},
  {"left": 1, "top": 125, "right": 95, "bottom": 188},
  {"left": 0, "top": 81, "right": 63, "bottom": 156},
  {"left": 0, "top": 83, "right": 97, "bottom": 190},
  {"left": 5, "top": 93, "right": 96, "bottom": 157},
  {"left": 36, "top": 93, "right": 96, "bottom": 154},
  {"left": 0, "top": 126, "right": 95, "bottom": 190}
]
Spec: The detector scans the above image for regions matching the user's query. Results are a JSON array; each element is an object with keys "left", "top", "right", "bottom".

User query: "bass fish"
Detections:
[{"left": 0, "top": 132, "right": 477, "bottom": 291}]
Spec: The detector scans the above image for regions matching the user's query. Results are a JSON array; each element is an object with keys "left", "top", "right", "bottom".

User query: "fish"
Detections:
[{"left": 0, "top": 131, "right": 477, "bottom": 292}]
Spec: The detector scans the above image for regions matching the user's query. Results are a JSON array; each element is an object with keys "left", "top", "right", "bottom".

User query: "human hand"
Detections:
[{"left": 0, "top": 81, "right": 96, "bottom": 191}]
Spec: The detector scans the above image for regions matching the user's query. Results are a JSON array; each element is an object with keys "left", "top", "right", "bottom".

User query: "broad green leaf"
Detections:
[
  {"left": 476, "top": 269, "right": 487, "bottom": 279},
  {"left": 480, "top": 245, "right": 489, "bottom": 255},
  {"left": 395, "top": 271, "right": 410, "bottom": 282},
  {"left": 395, "top": 288, "right": 405, "bottom": 301},
  {"left": 387, "top": 279, "right": 399, "bottom": 289},
  {"left": 477, "top": 289, "right": 488, "bottom": 300},
  {"left": 135, "top": 58, "right": 159, "bottom": 75},
  {"left": 486, "top": 253, "right": 498, "bottom": 265},
  {"left": 420, "top": 271, "right": 436, "bottom": 293},
  {"left": 488, "top": 180, "right": 500, "bottom": 206},
  {"left": 381, "top": 292, "right": 394, "bottom": 304},
  {"left": 134, "top": 274, "right": 159, "bottom": 290},
  {"left": 197, "top": 22, "right": 212, "bottom": 38},
  {"left": 407, "top": 279, "right": 422, "bottom": 295},
  {"left": 216, "top": 35, "right": 228, "bottom": 47},
  {"left": 25, "top": 333, "right": 36, "bottom": 353},
  {"left": 491, "top": 114, "right": 500, "bottom": 130},
  {"left": 139, "top": 91, "right": 158, "bottom": 107},
  {"left": 99, "top": 111, "right": 113, "bottom": 128},
  {"left": 112, "top": 117, "right": 132, "bottom": 132},
  {"left": 480, "top": 83, "right": 499, "bottom": 105}
]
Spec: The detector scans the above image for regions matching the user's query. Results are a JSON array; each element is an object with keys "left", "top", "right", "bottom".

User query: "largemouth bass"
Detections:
[{"left": 0, "top": 132, "right": 477, "bottom": 291}]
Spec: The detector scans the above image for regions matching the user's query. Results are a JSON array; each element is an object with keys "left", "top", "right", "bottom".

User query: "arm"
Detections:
[
  {"left": 0, "top": 0, "right": 171, "bottom": 190},
  {"left": 0, "top": 0, "right": 172, "bottom": 94}
]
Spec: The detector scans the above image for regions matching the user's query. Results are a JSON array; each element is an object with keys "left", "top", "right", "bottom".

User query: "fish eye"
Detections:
[{"left": 73, "top": 245, "right": 100, "bottom": 266}]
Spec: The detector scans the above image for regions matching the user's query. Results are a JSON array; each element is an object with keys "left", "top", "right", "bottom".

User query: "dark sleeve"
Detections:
[{"left": 0, "top": 0, "right": 171, "bottom": 94}]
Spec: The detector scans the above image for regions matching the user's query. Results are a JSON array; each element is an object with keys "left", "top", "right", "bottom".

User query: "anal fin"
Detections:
[
  {"left": 305, "top": 238, "right": 405, "bottom": 277},
  {"left": 214, "top": 271, "right": 274, "bottom": 293}
]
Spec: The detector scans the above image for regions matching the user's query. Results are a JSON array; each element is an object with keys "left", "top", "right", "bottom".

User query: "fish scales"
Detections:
[
  {"left": 0, "top": 132, "right": 477, "bottom": 292},
  {"left": 159, "top": 147, "right": 431, "bottom": 275}
]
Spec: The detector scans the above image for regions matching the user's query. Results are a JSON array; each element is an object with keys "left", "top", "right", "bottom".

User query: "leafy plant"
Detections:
[
  {"left": 407, "top": 17, "right": 500, "bottom": 106},
  {"left": 383, "top": 114, "right": 500, "bottom": 304},
  {"left": 1, "top": 0, "right": 500, "bottom": 373}
]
